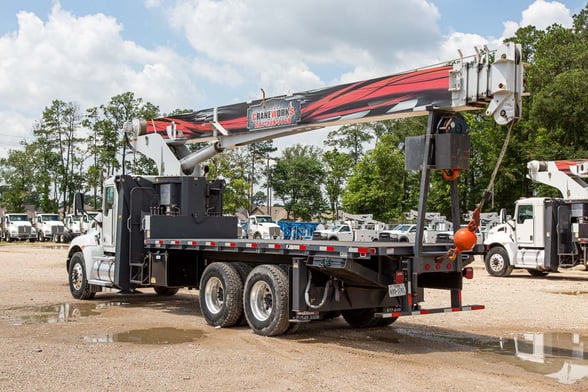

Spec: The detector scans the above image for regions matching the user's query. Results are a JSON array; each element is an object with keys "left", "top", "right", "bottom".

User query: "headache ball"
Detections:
[{"left": 453, "top": 227, "right": 477, "bottom": 251}]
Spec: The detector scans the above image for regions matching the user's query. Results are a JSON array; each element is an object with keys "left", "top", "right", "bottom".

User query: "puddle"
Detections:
[
  {"left": 556, "top": 290, "right": 588, "bottom": 296},
  {"left": 435, "top": 331, "right": 588, "bottom": 385},
  {"left": 3, "top": 302, "right": 128, "bottom": 325},
  {"left": 83, "top": 327, "right": 204, "bottom": 345}
]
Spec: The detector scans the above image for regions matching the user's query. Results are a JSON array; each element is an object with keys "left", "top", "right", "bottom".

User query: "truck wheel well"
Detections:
[{"left": 66, "top": 245, "right": 83, "bottom": 272}]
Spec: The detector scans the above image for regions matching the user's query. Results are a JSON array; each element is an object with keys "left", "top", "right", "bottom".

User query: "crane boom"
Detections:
[{"left": 125, "top": 43, "right": 523, "bottom": 176}]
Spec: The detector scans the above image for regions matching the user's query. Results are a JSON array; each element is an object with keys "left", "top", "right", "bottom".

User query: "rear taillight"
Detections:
[{"left": 463, "top": 267, "right": 474, "bottom": 280}]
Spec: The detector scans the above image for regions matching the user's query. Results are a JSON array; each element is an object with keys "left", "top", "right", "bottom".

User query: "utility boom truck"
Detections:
[
  {"left": 66, "top": 43, "right": 523, "bottom": 336},
  {"left": 484, "top": 160, "right": 588, "bottom": 276}
]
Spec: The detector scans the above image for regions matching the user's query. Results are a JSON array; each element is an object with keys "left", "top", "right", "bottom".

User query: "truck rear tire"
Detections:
[
  {"left": 526, "top": 269, "right": 549, "bottom": 277},
  {"left": 68, "top": 252, "right": 97, "bottom": 299},
  {"left": 243, "top": 264, "right": 290, "bottom": 336},
  {"left": 484, "top": 246, "right": 514, "bottom": 277},
  {"left": 153, "top": 286, "right": 180, "bottom": 296},
  {"left": 341, "top": 308, "right": 381, "bottom": 328},
  {"left": 199, "top": 262, "right": 243, "bottom": 328},
  {"left": 233, "top": 262, "right": 252, "bottom": 326}
]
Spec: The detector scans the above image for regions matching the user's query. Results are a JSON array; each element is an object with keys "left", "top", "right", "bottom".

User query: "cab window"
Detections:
[
  {"left": 517, "top": 205, "right": 533, "bottom": 224},
  {"left": 104, "top": 186, "right": 115, "bottom": 216}
]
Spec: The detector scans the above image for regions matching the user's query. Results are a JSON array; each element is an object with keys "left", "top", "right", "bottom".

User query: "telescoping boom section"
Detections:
[
  {"left": 127, "top": 43, "right": 523, "bottom": 177},
  {"left": 67, "top": 43, "right": 523, "bottom": 337}
]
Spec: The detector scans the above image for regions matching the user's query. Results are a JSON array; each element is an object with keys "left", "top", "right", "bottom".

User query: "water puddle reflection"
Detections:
[
  {"left": 438, "top": 331, "right": 588, "bottom": 385},
  {"left": 3, "top": 302, "right": 128, "bottom": 325},
  {"left": 83, "top": 327, "right": 205, "bottom": 345}
]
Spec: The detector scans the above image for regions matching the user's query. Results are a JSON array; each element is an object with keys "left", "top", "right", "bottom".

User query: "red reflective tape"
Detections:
[
  {"left": 326, "top": 246, "right": 334, "bottom": 252},
  {"left": 299, "top": 245, "right": 307, "bottom": 251},
  {"left": 391, "top": 312, "right": 401, "bottom": 318},
  {"left": 229, "top": 242, "right": 236, "bottom": 247},
  {"left": 189, "top": 241, "right": 197, "bottom": 246},
  {"left": 408, "top": 293, "right": 413, "bottom": 306},
  {"left": 419, "top": 309, "right": 429, "bottom": 315},
  {"left": 156, "top": 240, "right": 163, "bottom": 246},
  {"left": 451, "top": 308, "right": 460, "bottom": 312},
  {"left": 170, "top": 240, "right": 179, "bottom": 245},
  {"left": 358, "top": 247, "right": 368, "bottom": 254},
  {"left": 471, "top": 305, "right": 485, "bottom": 310}
]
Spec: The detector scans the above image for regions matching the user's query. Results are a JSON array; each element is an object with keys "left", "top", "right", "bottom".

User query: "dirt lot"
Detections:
[{"left": 0, "top": 242, "right": 587, "bottom": 391}]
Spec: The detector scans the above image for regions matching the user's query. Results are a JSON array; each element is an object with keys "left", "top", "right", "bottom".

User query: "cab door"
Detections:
[
  {"left": 516, "top": 203, "right": 538, "bottom": 247},
  {"left": 102, "top": 183, "right": 117, "bottom": 253}
]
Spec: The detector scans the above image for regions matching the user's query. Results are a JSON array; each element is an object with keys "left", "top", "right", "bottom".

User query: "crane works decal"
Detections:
[{"left": 247, "top": 99, "right": 301, "bottom": 130}]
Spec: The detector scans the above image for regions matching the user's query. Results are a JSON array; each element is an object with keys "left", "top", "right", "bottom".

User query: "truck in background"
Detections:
[
  {"left": 484, "top": 160, "right": 588, "bottom": 276},
  {"left": 0, "top": 213, "right": 36, "bottom": 242},
  {"left": 34, "top": 213, "right": 65, "bottom": 242},
  {"left": 62, "top": 212, "right": 100, "bottom": 243},
  {"left": 245, "top": 215, "right": 283, "bottom": 239},
  {"left": 312, "top": 221, "right": 381, "bottom": 241}
]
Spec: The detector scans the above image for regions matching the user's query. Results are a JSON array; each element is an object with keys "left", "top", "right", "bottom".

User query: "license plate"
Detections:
[{"left": 388, "top": 283, "right": 407, "bottom": 297}]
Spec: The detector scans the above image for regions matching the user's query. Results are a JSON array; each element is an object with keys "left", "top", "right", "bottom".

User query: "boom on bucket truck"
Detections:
[{"left": 66, "top": 43, "right": 523, "bottom": 336}]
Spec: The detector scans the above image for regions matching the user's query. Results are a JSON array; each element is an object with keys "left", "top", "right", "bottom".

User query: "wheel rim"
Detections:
[
  {"left": 204, "top": 277, "right": 224, "bottom": 314},
  {"left": 250, "top": 280, "right": 272, "bottom": 322},
  {"left": 489, "top": 253, "right": 505, "bottom": 272},
  {"left": 71, "top": 262, "right": 84, "bottom": 291}
]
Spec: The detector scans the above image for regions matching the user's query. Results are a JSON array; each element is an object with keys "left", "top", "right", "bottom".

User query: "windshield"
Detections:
[
  {"left": 393, "top": 224, "right": 412, "bottom": 231},
  {"left": 41, "top": 214, "right": 60, "bottom": 221},
  {"left": 254, "top": 216, "right": 273, "bottom": 223},
  {"left": 8, "top": 215, "right": 29, "bottom": 222}
]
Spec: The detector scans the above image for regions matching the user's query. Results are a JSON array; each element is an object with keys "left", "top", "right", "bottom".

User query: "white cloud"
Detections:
[
  {"left": 0, "top": 4, "right": 202, "bottom": 137},
  {"left": 500, "top": 0, "right": 574, "bottom": 40},
  {"left": 165, "top": 0, "right": 445, "bottom": 94}
]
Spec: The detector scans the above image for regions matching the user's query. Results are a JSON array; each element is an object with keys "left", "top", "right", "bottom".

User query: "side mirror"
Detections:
[
  {"left": 499, "top": 208, "right": 507, "bottom": 224},
  {"left": 74, "top": 193, "right": 85, "bottom": 215}
]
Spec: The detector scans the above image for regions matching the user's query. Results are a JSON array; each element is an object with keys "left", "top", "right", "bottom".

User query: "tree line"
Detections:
[{"left": 2, "top": 6, "right": 588, "bottom": 223}]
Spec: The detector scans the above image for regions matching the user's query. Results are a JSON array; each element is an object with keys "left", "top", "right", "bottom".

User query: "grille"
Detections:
[
  {"left": 269, "top": 227, "right": 281, "bottom": 238},
  {"left": 18, "top": 226, "right": 31, "bottom": 234}
]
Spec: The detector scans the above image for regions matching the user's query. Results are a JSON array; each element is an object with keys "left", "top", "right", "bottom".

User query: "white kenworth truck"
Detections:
[
  {"left": 0, "top": 213, "right": 36, "bottom": 242},
  {"left": 34, "top": 212, "right": 65, "bottom": 242},
  {"left": 66, "top": 43, "right": 523, "bottom": 336},
  {"left": 484, "top": 160, "right": 588, "bottom": 276}
]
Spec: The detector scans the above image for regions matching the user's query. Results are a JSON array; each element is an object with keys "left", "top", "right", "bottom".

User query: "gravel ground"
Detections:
[{"left": 0, "top": 242, "right": 587, "bottom": 391}]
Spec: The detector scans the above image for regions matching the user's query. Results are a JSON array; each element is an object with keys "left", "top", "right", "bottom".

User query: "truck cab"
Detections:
[
  {"left": 246, "top": 215, "right": 283, "bottom": 240},
  {"left": 34, "top": 213, "right": 65, "bottom": 242},
  {"left": 0, "top": 213, "right": 36, "bottom": 242}
]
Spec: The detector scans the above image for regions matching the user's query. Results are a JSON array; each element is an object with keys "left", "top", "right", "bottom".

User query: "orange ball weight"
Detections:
[{"left": 453, "top": 227, "right": 477, "bottom": 251}]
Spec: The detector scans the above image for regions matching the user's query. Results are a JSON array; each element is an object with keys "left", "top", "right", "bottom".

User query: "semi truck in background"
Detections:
[
  {"left": 0, "top": 213, "right": 36, "bottom": 242},
  {"left": 65, "top": 43, "right": 523, "bottom": 336}
]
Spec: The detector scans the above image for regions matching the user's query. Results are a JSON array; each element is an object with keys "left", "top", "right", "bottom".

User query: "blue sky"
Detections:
[{"left": 0, "top": 0, "right": 585, "bottom": 156}]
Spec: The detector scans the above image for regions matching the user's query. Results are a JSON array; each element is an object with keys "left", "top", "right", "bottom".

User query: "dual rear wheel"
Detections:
[
  {"left": 199, "top": 263, "right": 291, "bottom": 336},
  {"left": 198, "top": 262, "right": 398, "bottom": 336}
]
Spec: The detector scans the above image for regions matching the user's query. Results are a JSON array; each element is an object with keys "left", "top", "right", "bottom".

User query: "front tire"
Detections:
[
  {"left": 199, "top": 262, "right": 243, "bottom": 328},
  {"left": 485, "top": 246, "right": 514, "bottom": 277},
  {"left": 68, "top": 251, "right": 96, "bottom": 299},
  {"left": 243, "top": 264, "right": 291, "bottom": 336}
]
